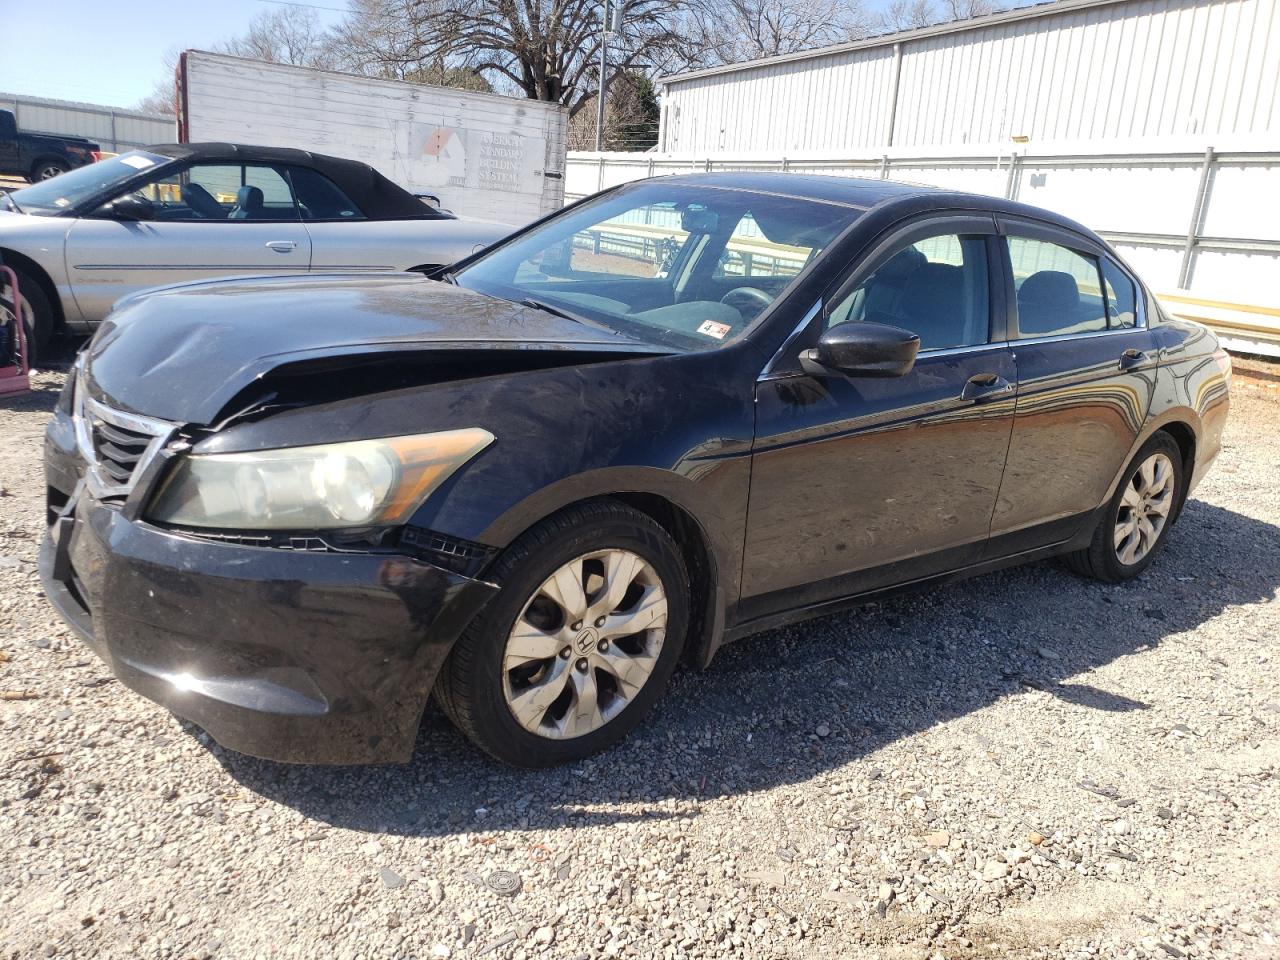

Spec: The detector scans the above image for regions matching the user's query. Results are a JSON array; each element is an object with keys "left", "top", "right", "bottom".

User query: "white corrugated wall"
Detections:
[
  {"left": 0, "top": 93, "right": 174, "bottom": 153},
  {"left": 660, "top": 0, "right": 1280, "bottom": 153}
]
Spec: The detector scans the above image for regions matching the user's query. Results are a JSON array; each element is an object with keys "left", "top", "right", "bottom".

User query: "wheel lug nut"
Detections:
[
  {"left": 575, "top": 658, "right": 588, "bottom": 672},
  {"left": 598, "top": 640, "right": 609, "bottom": 653},
  {"left": 559, "top": 647, "right": 571, "bottom": 659},
  {"left": 594, "top": 616, "right": 606, "bottom": 628},
  {"left": 571, "top": 621, "right": 583, "bottom": 631}
]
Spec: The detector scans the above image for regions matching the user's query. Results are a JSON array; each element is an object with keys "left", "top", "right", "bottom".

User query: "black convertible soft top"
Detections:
[{"left": 142, "top": 142, "right": 452, "bottom": 220}]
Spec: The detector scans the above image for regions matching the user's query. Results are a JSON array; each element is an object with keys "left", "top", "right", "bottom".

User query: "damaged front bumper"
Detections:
[{"left": 40, "top": 407, "right": 498, "bottom": 765}]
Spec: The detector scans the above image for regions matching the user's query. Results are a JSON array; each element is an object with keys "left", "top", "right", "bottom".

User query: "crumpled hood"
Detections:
[{"left": 85, "top": 273, "right": 657, "bottom": 425}]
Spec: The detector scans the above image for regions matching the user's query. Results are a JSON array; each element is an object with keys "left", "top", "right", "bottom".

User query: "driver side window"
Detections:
[
  {"left": 827, "top": 234, "right": 990, "bottom": 351},
  {"left": 134, "top": 164, "right": 299, "bottom": 221}
]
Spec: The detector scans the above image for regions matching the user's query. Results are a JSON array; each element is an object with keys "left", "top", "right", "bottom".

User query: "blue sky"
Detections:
[{"left": 0, "top": 0, "right": 348, "bottom": 108}]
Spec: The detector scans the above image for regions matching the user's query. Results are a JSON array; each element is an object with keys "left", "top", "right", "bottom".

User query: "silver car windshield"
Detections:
[
  {"left": 7, "top": 151, "right": 170, "bottom": 215},
  {"left": 454, "top": 182, "right": 859, "bottom": 351}
]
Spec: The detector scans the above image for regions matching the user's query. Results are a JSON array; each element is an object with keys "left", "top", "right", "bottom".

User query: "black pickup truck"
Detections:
[{"left": 0, "top": 109, "right": 100, "bottom": 182}]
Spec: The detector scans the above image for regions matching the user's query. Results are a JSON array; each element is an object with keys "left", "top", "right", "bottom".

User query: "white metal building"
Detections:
[
  {"left": 0, "top": 93, "right": 174, "bottom": 154},
  {"left": 657, "top": 0, "right": 1280, "bottom": 154}
]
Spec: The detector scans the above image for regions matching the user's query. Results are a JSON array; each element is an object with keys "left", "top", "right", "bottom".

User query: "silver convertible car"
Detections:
[{"left": 0, "top": 143, "right": 511, "bottom": 357}]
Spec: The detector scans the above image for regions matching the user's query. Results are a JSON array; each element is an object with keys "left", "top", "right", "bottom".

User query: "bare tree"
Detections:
[
  {"left": 134, "top": 51, "right": 180, "bottom": 117},
  {"left": 327, "top": 0, "right": 477, "bottom": 83},
  {"left": 939, "top": 0, "right": 1000, "bottom": 20},
  {"left": 875, "top": 0, "right": 1000, "bottom": 32},
  {"left": 215, "top": 7, "right": 336, "bottom": 68},
  {"left": 689, "top": 0, "right": 872, "bottom": 65},
  {"left": 334, "top": 0, "right": 694, "bottom": 117},
  {"left": 876, "top": 0, "right": 939, "bottom": 31}
]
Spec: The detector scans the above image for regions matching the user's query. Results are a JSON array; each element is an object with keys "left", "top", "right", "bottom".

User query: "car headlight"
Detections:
[{"left": 146, "top": 429, "right": 494, "bottom": 530}]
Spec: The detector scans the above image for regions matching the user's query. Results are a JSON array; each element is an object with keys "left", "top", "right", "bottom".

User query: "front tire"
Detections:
[
  {"left": 1064, "top": 432, "right": 1184, "bottom": 582},
  {"left": 435, "top": 500, "right": 689, "bottom": 767}
]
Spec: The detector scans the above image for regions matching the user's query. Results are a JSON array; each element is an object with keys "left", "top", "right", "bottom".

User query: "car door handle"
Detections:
[
  {"left": 961, "top": 373, "right": 1014, "bottom": 402},
  {"left": 265, "top": 240, "right": 298, "bottom": 253},
  {"left": 1119, "top": 348, "right": 1148, "bottom": 369}
]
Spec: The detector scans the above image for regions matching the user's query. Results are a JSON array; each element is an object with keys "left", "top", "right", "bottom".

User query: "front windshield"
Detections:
[
  {"left": 455, "top": 182, "right": 860, "bottom": 350},
  {"left": 5, "top": 151, "right": 170, "bottom": 215}
]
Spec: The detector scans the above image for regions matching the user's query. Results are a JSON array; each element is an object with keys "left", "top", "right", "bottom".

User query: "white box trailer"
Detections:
[{"left": 177, "top": 51, "right": 567, "bottom": 225}]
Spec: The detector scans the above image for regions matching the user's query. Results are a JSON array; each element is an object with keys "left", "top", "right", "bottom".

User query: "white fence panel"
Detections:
[
  {"left": 566, "top": 147, "right": 1280, "bottom": 315},
  {"left": 1199, "top": 159, "right": 1280, "bottom": 241}
]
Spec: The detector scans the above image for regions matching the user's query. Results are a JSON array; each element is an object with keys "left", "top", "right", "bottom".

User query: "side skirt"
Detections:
[{"left": 719, "top": 515, "right": 1101, "bottom": 646}]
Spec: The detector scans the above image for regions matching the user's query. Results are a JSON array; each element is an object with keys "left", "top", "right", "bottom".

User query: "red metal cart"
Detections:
[{"left": 0, "top": 261, "right": 31, "bottom": 396}]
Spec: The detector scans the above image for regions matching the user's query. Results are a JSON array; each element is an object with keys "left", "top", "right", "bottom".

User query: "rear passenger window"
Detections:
[
  {"left": 827, "top": 233, "right": 990, "bottom": 350},
  {"left": 1102, "top": 259, "right": 1137, "bottom": 328},
  {"left": 288, "top": 167, "right": 365, "bottom": 220},
  {"left": 1008, "top": 237, "right": 1106, "bottom": 338}
]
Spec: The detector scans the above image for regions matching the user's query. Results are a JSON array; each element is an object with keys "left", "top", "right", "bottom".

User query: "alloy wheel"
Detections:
[
  {"left": 502, "top": 549, "right": 668, "bottom": 739},
  {"left": 1114, "top": 452, "right": 1176, "bottom": 565}
]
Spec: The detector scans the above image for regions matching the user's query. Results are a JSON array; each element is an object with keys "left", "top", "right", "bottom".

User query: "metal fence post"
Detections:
[
  {"left": 781, "top": 157, "right": 789, "bottom": 172},
  {"left": 880, "top": 155, "right": 890, "bottom": 179},
  {"left": 705, "top": 157, "right": 713, "bottom": 172},
  {"left": 1179, "top": 147, "right": 1215, "bottom": 290},
  {"left": 598, "top": 155, "right": 606, "bottom": 192},
  {"left": 647, "top": 157, "right": 654, "bottom": 178},
  {"left": 1004, "top": 153, "right": 1021, "bottom": 200}
]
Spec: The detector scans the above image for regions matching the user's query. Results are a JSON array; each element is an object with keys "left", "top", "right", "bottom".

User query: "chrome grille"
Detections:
[
  {"left": 72, "top": 364, "right": 176, "bottom": 499},
  {"left": 91, "top": 419, "right": 153, "bottom": 485}
]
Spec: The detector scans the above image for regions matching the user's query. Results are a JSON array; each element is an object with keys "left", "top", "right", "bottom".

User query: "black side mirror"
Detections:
[
  {"left": 800, "top": 322, "right": 920, "bottom": 378},
  {"left": 96, "top": 194, "right": 154, "bottom": 222}
]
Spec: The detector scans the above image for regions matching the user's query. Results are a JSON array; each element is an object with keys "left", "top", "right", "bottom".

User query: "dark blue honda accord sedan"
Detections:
[{"left": 41, "top": 174, "right": 1231, "bottom": 767}]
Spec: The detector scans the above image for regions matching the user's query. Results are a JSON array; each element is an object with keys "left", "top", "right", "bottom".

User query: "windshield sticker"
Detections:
[
  {"left": 119, "top": 155, "right": 156, "bottom": 170},
  {"left": 696, "top": 320, "right": 731, "bottom": 340}
]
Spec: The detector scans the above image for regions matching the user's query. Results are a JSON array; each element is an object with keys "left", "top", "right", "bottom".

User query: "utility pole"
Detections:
[{"left": 594, "top": 1, "right": 621, "bottom": 152}]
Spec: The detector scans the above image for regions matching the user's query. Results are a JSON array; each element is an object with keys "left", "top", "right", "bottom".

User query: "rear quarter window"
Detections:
[{"left": 1103, "top": 259, "right": 1138, "bottom": 328}]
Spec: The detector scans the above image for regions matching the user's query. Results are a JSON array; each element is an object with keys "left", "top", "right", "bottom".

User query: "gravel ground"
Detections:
[{"left": 2, "top": 350, "right": 1278, "bottom": 960}]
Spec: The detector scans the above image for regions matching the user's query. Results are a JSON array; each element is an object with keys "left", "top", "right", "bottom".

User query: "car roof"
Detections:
[
  {"left": 138, "top": 142, "right": 444, "bottom": 220},
  {"left": 648, "top": 172, "right": 1102, "bottom": 243}
]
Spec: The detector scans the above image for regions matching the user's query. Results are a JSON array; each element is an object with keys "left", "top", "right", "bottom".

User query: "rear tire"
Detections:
[
  {"left": 31, "top": 159, "right": 69, "bottom": 181},
  {"left": 435, "top": 499, "right": 689, "bottom": 767},
  {"left": 1063, "top": 432, "right": 1184, "bottom": 582}
]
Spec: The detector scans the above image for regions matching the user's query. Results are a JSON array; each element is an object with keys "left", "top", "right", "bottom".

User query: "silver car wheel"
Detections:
[
  {"left": 502, "top": 549, "right": 668, "bottom": 740},
  {"left": 1114, "top": 452, "right": 1176, "bottom": 565}
]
